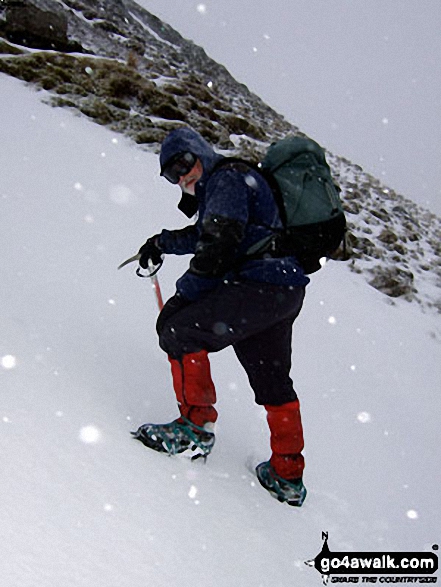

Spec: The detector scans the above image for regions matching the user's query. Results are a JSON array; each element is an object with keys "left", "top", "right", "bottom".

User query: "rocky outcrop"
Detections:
[{"left": 0, "top": 0, "right": 81, "bottom": 51}]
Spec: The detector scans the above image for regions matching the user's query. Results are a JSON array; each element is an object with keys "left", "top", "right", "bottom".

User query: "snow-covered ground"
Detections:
[{"left": 1, "top": 74, "right": 440, "bottom": 586}]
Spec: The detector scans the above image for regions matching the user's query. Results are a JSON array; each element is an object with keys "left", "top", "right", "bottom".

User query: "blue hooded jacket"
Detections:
[{"left": 157, "top": 128, "right": 309, "bottom": 301}]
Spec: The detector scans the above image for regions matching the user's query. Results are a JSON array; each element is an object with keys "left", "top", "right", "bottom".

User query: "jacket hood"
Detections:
[{"left": 160, "top": 128, "right": 221, "bottom": 180}]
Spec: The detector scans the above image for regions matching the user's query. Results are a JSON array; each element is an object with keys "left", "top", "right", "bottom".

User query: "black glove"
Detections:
[
  {"left": 138, "top": 235, "right": 163, "bottom": 269},
  {"left": 156, "top": 293, "right": 191, "bottom": 336}
]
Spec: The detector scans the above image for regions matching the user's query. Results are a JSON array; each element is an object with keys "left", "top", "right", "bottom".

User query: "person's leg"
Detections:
[
  {"left": 158, "top": 281, "right": 305, "bottom": 427},
  {"left": 133, "top": 354, "right": 216, "bottom": 460},
  {"left": 158, "top": 281, "right": 305, "bottom": 359},
  {"left": 265, "top": 401, "right": 305, "bottom": 480},
  {"left": 168, "top": 352, "right": 218, "bottom": 428},
  {"left": 135, "top": 281, "right": 305, "bottom": 461},
  {"left": 233, "top": 315, "right": 305, "bottom": 481}
]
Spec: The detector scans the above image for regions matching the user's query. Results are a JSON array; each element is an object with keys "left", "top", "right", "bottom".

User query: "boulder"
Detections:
[{"left": 1, "top": 0, "right": 74, "bottom": 51}]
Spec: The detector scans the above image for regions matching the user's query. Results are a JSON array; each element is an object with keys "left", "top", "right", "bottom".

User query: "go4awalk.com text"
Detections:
[
  {"left": 320, "top": 553, "right": 437, "bottom": 575},
  {"left": 305, "top": 533, "right": 438, "bottom": 584}
]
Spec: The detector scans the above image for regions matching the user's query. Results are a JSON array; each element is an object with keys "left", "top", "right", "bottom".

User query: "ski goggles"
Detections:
[{"left": 160, "top": 152, "right": 197, "bottom": 184}]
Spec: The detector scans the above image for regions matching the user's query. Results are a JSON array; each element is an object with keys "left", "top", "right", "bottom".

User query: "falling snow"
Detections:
[
  {"left": 212, "top": 321, "right": 228, "bottom": 335},
  {"left": 1, "top": 355, "right": 17, "bottom": 369},
  {"left": 188, "top": 485, "right": 198, "bottom": 499},
  {"left": 244, "top": 174, "right": 258, "bottom": 189},
  {"left": 406, "top": 510, "right": 419, "bottom": 520},
  {"left": 78, "top": 425, "right": 102, "bottom": 444},
  {"left": 357, "top": 411, "right": 372, "bottom": 424}
]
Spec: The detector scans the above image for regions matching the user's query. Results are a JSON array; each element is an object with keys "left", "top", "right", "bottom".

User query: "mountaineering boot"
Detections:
[
  {"left": 256, "top": 400, "right": 307, "bottom": 505},
  {"left": 256, "top": 461, "right": 307, "bottom": 506},
  {"left": 131, "top": 417, "right": 215, "bottom": 460},
  {"left": 133, "top": 351, "right": 217, "bottom": 460}
]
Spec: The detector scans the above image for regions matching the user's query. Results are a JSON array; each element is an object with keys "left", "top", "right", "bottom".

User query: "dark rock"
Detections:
[
  {"left": 370, "top": 208, "right": 390, "bottom": 222},
  {"left": 369, "top": 266, "right": 414, "bottom": 298},
  {"left": 378, "top": 228, "right": 398, "bottom": 245},
  {"left": 1, "top": 0, "right": 82, "bottom": 52},
  {"left": 354, "top": 236, "right": 382, "bottom": 259},
  {"left": 150, "top": 101, "right": 186, "bottom": 121},
  {"left": 343, "top": 200, "right": 361, "bottom": 215},
  {"left": 393, "top": 243, "right": 407, "bottom": 256},
  {"left": 135, "top": 128, "right": 168, "bottom": 144}
]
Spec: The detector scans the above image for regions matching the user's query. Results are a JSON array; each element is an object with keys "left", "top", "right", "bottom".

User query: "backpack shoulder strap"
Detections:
[
  {"left": 211, "top": 156, "right": 287, "bottom": 227},
  {"left": 211, "top": 156, "right": 256, "bottom": 175}
]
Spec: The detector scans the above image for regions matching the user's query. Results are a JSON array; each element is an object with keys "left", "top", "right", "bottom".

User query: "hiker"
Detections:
[{"left": 133, "top": 127, "right": 309, "bottom": 506}]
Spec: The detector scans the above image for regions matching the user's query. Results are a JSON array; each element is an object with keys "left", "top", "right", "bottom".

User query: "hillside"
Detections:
[
  {"left": 1, "top": 72, "right": 440, "bottom": 587},
  {"left": 1, "top": 0, "right": 441, "bottom": 312}
]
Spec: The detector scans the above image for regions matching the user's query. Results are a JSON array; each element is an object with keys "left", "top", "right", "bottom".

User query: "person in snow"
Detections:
[{"left": 133, "top": 127, "right": 309, "bottom": 506}]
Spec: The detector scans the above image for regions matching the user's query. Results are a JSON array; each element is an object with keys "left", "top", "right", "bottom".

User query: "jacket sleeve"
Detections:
[
  {"left": 176, "top": 169, "right": 249, "bottom": 300},
  {"left": 157, "top": 225, "right": 199, "bottom": 255},
  {"left": 189, "top": 215, "right": 245, "bottom": 277}
]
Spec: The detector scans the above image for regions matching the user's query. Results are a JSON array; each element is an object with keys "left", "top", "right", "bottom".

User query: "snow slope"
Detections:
[{"left": 1, "top": 74, "right": 440, "bottom": 587}]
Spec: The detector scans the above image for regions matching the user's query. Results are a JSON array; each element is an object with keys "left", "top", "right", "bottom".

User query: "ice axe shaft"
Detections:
[
  {"left": 148, "top": 261, "right": 164, "bottom": 311},
  {"left": 118, "top": 255, "right": 164, "bottom": 309}
]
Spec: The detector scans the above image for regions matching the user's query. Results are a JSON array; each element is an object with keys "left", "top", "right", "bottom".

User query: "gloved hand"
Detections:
[
  {"left": 138, "top": 235, "right": 163, "bottom": 269},
  {"left": 156, "top": 293, "right": 191, "bottom": 336}
]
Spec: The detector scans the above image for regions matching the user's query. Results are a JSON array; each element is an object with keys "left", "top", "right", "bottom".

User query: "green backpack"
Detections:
[
  {"left": 259, "top": 136, "right": 347, "bottom": 273},
  {"left": 212, "top": 135, "right": 347, "bottom": 274}
]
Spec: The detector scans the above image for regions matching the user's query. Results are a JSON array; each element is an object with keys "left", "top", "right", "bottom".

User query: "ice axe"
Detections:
[
  {"left": 117, "top": 254, "right": 164, "bottom": 310},
  {"left": 119, "top": 253, "right": 168, "bottom": 445}
]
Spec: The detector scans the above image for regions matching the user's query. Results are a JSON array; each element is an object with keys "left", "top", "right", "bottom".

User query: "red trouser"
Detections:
[
  {"left": 169, "top": 351, "right": 304, "bottom": 480},
  {"left": 265, "top": 400, "right": 305, "bottom": 480},
  {"left": 169, "top": 350, "right": 217, "bottom": 427}
]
